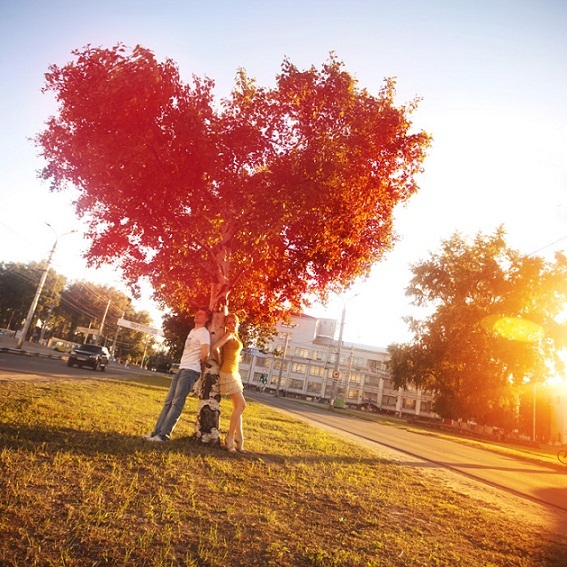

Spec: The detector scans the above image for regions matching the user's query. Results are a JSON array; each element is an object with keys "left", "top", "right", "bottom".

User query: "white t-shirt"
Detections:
[{"left": 179, "top": 327, "right": 210, "bottom": 372}]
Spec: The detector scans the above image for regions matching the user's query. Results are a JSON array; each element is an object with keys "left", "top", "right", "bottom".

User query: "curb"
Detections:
[{"left": 0, "top": 347, "right": 66, "bottom": 361}]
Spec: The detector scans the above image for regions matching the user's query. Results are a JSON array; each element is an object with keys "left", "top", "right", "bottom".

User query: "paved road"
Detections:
[
  {"left": 247, "top": 390, "right": 567, "bottom": 514},
  {"left": 0, "top": 349, "right": 160, "bottom": 380}
]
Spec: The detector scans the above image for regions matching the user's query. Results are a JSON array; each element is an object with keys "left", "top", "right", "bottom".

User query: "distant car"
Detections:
[
  {"left": 359, "top": 401, "right": 380, "bottom": 413},
  {"left": 169, "top": 363, "right": 180, "bottom": 375},
  {"left": 67, "top": 344, "right": 110, "bottom": 371}
]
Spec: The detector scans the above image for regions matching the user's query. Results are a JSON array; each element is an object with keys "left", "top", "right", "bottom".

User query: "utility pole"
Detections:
[
  {"left": 275, "top": 332, "right": 291, "bottom": 397},
  {"left": 16, "top": 225, "right": 76, "bottom": 349},
  {"left": 97, "top": 299, "right": 111, "bottom": 345},
  {"left": 111, "top": 311, "right": 125, "bottom": 358},
  {"left": 329, "top": 293, "right": 359, "bottom": 408},
  {"left": 275, "top": 323, "right": 296, "bottom": 396}
]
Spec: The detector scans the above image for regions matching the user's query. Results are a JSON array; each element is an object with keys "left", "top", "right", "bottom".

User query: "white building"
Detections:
[{"left": 239, "top": 313, "right": 437, "bottom": 419}]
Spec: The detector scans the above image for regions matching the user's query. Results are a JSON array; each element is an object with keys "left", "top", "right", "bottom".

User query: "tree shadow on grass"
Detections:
[
  {"left": 0, "top": 421, "right": 394, "bottom": 469},
  {"left": 105, "top": 374, "right": 172, "bottom": 393},
  {"left": 0, "top": 421, "right": 211, "bottom": 459}
]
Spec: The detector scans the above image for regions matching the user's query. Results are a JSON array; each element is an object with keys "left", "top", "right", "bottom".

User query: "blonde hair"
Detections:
[{"left": 225, "top": 313, "right": 240, "bottom": 325}]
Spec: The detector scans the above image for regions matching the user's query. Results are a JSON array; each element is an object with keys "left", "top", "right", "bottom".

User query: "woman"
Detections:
[{"left": 212, "top": 313, "right": 247, "bottom": 452}]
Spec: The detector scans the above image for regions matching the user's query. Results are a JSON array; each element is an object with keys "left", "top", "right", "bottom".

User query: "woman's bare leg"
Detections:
[{"left": 227, "top": 392, "right": 246, "bottom": 449}]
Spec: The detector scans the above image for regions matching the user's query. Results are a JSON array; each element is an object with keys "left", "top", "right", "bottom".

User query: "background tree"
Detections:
[
  {"left": 0, "top": 262, "right": 154, "bottom": 360},
  {"left": 36, "top": 44, "right": 431, "bottom": 338},
  {"left": 389, "top": 228, "right": 567, "bottom": 429},
  {"left": 0, "top": 261, "right": 66, "bottom": 336},
  {"left": 53, "top": 281, "right": 152, "bottom": 358},
  {"left": 161, "top": 312, "right": 194, "bottom": 361},
  {"left": 53, "top": 282, "right": 102, "bottom": 340},
  {"left": 113, "top": 311, "right": 157, "bottom": 364},
  {"left": 0, "top": 262, "right": 39, "bottom": 329}
]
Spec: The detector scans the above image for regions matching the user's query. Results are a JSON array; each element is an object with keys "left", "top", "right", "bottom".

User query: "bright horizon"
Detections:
[{"left": 1, "top": 0, "right": 566, "bottom": 348}]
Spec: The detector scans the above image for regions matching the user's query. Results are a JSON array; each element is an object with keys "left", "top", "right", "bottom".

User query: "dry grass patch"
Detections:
[{"left": 0, "top": 377, "right": 566, "bottom": 566}]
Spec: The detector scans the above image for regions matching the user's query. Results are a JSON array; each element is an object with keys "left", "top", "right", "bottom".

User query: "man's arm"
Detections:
[{"left": 200, "top": 343, "right": 210, "bottom": 366}]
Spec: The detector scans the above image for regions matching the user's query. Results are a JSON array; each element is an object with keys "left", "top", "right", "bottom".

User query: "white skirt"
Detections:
[{"left": 218, "top": 370, "right": 243, "bottom": 395}]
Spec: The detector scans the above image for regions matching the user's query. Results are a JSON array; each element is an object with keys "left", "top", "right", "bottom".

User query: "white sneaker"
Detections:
[{"left": 146, "top": 435, "right": 166, "bottom": 443}]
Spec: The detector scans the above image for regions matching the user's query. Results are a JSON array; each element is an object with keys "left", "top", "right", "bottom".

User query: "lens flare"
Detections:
[{"left": 481, "top": 316, "right": 545, "bottom": 343}]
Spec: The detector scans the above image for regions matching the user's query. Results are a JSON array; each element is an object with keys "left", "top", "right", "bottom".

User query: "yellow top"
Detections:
[{"left": 220, "top": 336, "right": 242, "bottom": 374}]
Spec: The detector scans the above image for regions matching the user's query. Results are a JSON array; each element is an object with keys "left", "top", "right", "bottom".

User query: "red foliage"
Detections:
[{"left": 37, "top": 44, "right": 431, "bottom": 328}]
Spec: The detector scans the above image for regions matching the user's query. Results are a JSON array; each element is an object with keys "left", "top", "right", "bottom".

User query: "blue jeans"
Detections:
[{"left": 151, "top": 368, "right": 200, "bottom": 439}]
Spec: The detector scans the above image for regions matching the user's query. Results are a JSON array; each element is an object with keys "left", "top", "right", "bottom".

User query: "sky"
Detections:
[{"left": 1, "top": 0, "right": 566, "bottom": 348}]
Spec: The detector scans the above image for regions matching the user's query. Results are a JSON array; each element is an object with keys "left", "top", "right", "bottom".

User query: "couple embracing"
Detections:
[{"left": 144, "top": 309, "right": 247, "bottom": 453}]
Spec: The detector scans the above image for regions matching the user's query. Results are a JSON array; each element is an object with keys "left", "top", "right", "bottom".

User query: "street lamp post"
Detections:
[
  {"left": 111, "top": 311, "right": 125, "bottom": 357},
  {"left": 329, "top": 293, "right": 359, "bottom": 408},
  {"left": 344, "top": 346, "right": 354, "bottom": 401},
  {"left": 16, "top": 225, "right": 76, "bottom": 349},
  {"left": 97, "top": 299, "right": 111, "bottom": 345},
  {"left": 275, "top": 332, "right": 291, "bottom": 397},
  {"left": 274, "top": 322, "right": 296, "bottom": 397}
]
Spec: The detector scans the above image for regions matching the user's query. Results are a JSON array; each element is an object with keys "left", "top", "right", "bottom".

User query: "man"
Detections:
[{"left": 144, "top": 308, "right": 211, "bottom": 442}]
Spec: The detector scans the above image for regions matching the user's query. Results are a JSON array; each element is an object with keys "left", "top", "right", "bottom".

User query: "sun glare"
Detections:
[
  {"left": 546, "top": 375, "right": 567, "bottom": 387},
  {"left": 482, "top": 316, "right": 545, "bottom": 343}
]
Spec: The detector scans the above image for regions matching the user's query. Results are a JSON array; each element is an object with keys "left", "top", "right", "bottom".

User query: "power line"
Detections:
[
  {"left": 529, "top": 235, "right": 567, "bottom": 257},
  {"left": 1, "top": 264, "right": 123, "bottom": 320}
]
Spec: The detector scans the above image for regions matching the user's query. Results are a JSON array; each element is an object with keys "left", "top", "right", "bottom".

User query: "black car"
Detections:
[{"left": 67, "top": 344, "right": 110, "bottom": 371}]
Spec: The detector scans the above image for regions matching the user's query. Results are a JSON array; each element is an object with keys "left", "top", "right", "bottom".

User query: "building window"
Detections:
[
  {"left": 256, "top": 357, "right": 270, "bottom": 368},
  {"left": 382, "top": 395, "right": 397, "bottom": 407},
  {"left": 350, "top": 356, "right": 364, "bottom": 368},
  {"left": 421, "top": 401, "right": 433, "bottom": 413},
  {"left": 309, "top": 365, "right": 326, "bottom": 377},
  {"left": 291, "top": 362, "right": 306, "bottom": 374},
  {"left": 346, "top": 388, "right": 359, "bottom": 400},
  {"left": 362, "top": 392, "right": 378, "bottom": 403},
  {"left": 307, "top": 381, "right": 322, "bottom": 393},
  {"left": 383, "top": 379, "right": 396, "bottom": 391},
  {"left": 364, "top": 375, "right": 380, "bottom": 387},
  {"left": 348, "top": 371, "right": 363, "bottom": 384},
  {"left": 312, "top": 350, "right": 323, "bottom": 361},
  {"left": 403, "top": 398, "right": 416, "bottom": 410},
  {"left": 273, "top": 360, "right": 289, "bottom": 371},
  {"left": 289, "top": 378, "right": 304, "bottom": 390},
  {"left": 367, "top": 359, "right": 382, "bottom": 373},
  {"left": 294, "top": 347, "right": 310, "bottom": 358},
  {"left": 274, "top": 344, "right": 290, "bottom": 357}
]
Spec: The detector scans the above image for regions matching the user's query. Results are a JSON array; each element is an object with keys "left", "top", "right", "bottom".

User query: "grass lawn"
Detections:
[{"left": 1, "top": 374, "right": 566, "bottom": 566}]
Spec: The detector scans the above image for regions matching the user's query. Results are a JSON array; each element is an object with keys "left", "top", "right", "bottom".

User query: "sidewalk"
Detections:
[{"left": 0, "top": 335, "right": 65, "bottom": 359}]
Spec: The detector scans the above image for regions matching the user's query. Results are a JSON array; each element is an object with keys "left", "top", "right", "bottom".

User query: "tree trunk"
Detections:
[
  {"left": 194, "top": 355, "right": 221, "bottom": 444},
  {"left": 194, "top": 276, "right": 229, "bottom": 445}
]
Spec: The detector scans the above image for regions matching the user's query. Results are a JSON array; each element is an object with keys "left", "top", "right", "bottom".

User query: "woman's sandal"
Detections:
[
  {"left": 225, "top": 436, "right": 237, "bottom": 453},
  {"left": 234, "top": 438, "right": 247, "bottom": 453}
]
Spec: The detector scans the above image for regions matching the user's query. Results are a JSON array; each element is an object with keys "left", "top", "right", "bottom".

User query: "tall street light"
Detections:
[
  {"left": 275, "top": 332, "right": 290, "bottom": 397},
  {"left": 329, "top": 293, "right": 359, "bottom": 408},
  {"left": 16, "top": 224, "right": 77, "bottom": 349},
  {"left": 275, "top": 322, "right": 296, "bottom": 397}
]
